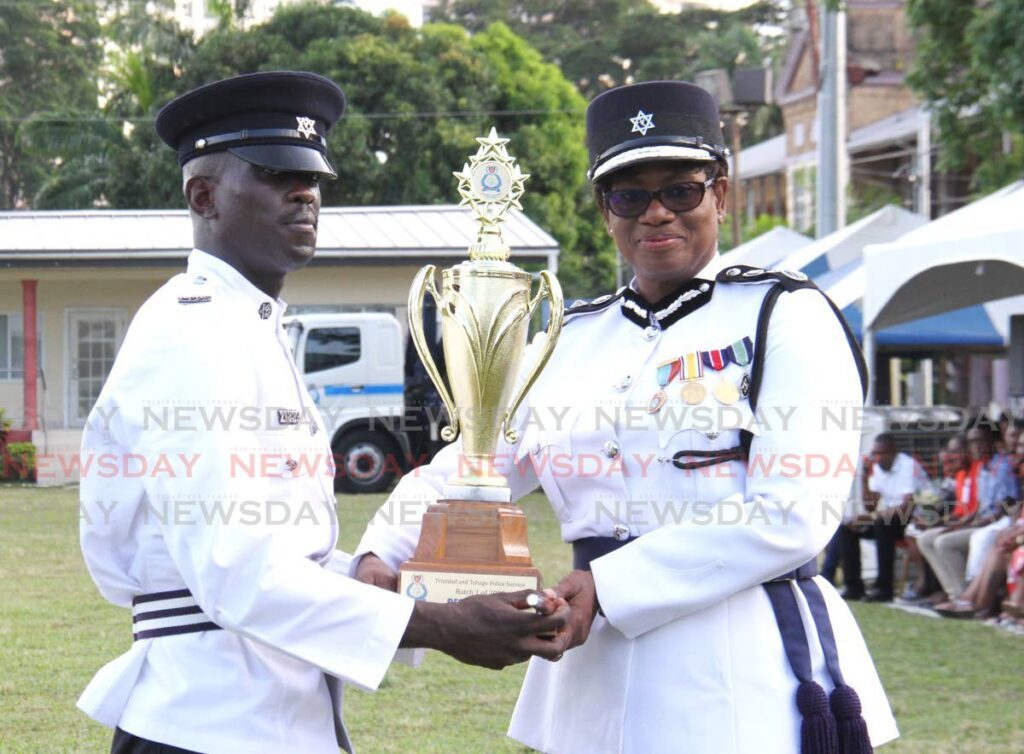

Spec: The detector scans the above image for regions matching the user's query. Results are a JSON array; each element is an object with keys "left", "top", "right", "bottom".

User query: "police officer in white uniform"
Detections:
[
  {"left": 78, "top": 71, "right": 570, "bottom": 754},
  {"left": 355, "top": 81, "right": 899, "bottom": 753}
]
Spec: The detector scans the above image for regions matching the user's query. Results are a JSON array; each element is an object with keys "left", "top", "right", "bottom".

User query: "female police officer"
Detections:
[{"left": 356, "top": 81, "right": 898, "bottom": 753}]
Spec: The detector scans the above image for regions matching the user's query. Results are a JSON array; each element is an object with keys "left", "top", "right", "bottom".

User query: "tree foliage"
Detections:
[
  {"left": 0, "top": 0, "right": 102, "bottom": 207},
  {"left": 907, "top": 0, "right": 1024, "bottom": 191},
  {"left": 14, "top": 1, "right": 795, "bottom": 294},
  {"left": 434, "top": 0, "right": 786, "bottom": 100},
  {"left": 24, "top": 3, "right": 608, "bottom": 294}
]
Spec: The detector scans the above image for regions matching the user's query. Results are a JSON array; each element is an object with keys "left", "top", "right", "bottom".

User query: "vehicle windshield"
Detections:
[{"left": 283, "top": 320, "right": 302, "bottom": 359}]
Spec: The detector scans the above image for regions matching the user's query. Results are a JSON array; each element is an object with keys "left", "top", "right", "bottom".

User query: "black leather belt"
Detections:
[
  {"left": 572, "top": 535, "right": 639, "bottom": 570},
  {"left": 572, "top": 535, "right": 818, "bottom": 581}
]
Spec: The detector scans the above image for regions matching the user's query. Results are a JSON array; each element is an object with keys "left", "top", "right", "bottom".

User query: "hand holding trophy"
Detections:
[{"left": 400, "top": 129, "right": 564, "bottom": 603}]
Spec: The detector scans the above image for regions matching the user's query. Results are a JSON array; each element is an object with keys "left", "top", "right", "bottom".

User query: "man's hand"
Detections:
[
  {"left": 354, "top": 553, "right": 399, "bottom": 592},
  {"left": 552, "top": 570, "right": 600, "bottom": 652},
  {"left": 401, "top": 590, "right": 571, "bottom": 670}
]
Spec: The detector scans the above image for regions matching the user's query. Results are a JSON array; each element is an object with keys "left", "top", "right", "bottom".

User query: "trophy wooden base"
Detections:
[{"left": 399, "top": 500, "right": 541, "bottom": 603}]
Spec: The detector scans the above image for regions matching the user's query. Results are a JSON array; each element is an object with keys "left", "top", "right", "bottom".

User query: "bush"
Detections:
[{"left": 2, "top": 442, "right": 36, "bottom": 482}]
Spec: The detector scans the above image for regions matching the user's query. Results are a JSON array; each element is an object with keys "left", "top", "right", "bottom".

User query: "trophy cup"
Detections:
[{"left": 399, "top": 128, "right": 564, "bottom": 603}]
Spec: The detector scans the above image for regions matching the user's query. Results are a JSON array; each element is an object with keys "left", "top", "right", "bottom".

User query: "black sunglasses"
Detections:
[{"left": 603, "top": 178, "right": 718, "bottom": 218}]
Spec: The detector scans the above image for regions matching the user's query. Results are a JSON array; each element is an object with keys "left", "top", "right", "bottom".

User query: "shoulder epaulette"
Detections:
[
  {"left": 563, "top": 287, "right": 626, "bottom": 322},
  {"left": 715, "top": 264, "right": 816, "bottom": 293}
]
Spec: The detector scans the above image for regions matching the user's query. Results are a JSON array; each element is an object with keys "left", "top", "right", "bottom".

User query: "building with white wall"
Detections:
[{"left": 0, "top": 205, "right": 557, "bottom": 482}]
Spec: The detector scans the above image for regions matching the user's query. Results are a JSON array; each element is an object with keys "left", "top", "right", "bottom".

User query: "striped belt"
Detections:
[{"left": 132, "top": 588, "right": 221, "bottom": 641}]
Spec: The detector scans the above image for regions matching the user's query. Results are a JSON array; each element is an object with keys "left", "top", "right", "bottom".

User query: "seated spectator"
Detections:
[
  {"left": 996, "top": 417, "right": 1022, "bottom": 455},
  {"left": 1002, "top": 535, "right": 1024, "bottom": 634},
  {"left": 994, "top": 430, "right": 1024, "bottom": 633},
  {"left": 919, "top": 425, "right": 1019, "bottom": 607},
  {"left": 840, "top": 433, "right": 927, "bottom": 602},
  {"left": 936, "top": 514, "right": 1024, "bottom": 619},
  {"left": 896, "top": 436, "right": 966, "bottom": 604}
]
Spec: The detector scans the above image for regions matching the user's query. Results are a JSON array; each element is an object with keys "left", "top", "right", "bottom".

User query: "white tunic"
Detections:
[
  {"left": 79, "top": 250, "right": 414, "bottom": 754},
  {"left": 357, "top": 255, "right": 899, "bottom": 754}
]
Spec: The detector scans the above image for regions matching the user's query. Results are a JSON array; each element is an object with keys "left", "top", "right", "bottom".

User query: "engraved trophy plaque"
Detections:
[{"left": 399, "top": 129, "right": 564, "bottom": 603}]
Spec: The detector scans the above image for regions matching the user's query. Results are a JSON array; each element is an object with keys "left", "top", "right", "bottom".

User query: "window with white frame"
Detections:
[{"left": 0, "top": 313, "right": 42, "bottom": 381}]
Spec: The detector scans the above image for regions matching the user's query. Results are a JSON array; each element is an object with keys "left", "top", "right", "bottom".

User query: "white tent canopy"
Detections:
[
  {"left": 819, "top": 262, "right": 864, "bottom": 310},
  {"left": 773, "top": 204, "right": 927, "bottom": 278},
  {"left": 863, "top": 181, "right": 1024, "bottom": 330},
  {"left": 723, "top": 226, "right": 811, "bottom": 269}
]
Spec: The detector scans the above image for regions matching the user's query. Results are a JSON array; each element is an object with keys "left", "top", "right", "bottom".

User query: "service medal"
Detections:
[
  {"left": 727, "top": 336, "right": 754, "bottom": 367},
  {"left": 648, "top": 390, "right": 668, "bottom": 413},
  {"left": 701, "top": 347, "right": 730, "bottom": 371},
  {"left": 681, "top": 380, "right": 706, "bottom": 405},
  {"left": 648, "top": 359, "right": 677, "bottom": 414},
  {"left": 713, "top": 378, "right": 739, "bottom": 405}
]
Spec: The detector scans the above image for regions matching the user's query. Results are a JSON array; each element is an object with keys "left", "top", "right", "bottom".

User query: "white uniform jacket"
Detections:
[
  {"left": 357, "top": 256, "right": 899, "bottom": 754},
  {"left": 79, "top": 251, "right": 414, "bottom": 754}
]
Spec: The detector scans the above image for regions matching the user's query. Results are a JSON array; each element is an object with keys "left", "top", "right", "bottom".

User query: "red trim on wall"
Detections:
[{"left": 21, "top": 280, "right": 38, "bottom": 431}]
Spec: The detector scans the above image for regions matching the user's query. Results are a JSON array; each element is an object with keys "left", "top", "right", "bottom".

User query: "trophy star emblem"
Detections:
[
  {"left": 452, "top": 126, "right": 530, "bottom": 261},
  {"left": 630, "top": 109, "right": 655, "bottom": 136},
  {"left": 295, "top": 115, "right": 317, "bottom": 139}
]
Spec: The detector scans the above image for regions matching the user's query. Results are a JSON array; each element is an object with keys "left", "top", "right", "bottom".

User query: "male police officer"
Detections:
[{"left": 78, "top": 71, "right": 568, "bottom": 754}]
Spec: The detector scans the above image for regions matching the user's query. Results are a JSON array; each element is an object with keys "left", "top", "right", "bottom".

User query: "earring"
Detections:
[{"left": 717, "top": 214, "right": 726, "bottom": 224}]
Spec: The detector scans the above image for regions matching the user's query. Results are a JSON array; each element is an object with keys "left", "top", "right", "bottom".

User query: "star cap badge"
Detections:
[
  {"left": 629, "top": 109, "right": 655, "bottom": 136},
  {"left": 296, "top": 116, "right": 317, "bottom": 139}
]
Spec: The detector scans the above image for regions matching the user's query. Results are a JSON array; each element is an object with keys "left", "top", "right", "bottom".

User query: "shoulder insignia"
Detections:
[
  {"left": 564, "top": 287, "right": 626, "bottom": 322},
  {"left": 716, "top": 265, "right": 816, "bottom": 292},
  {"left": 178, "top": 295, "right": 212, "bottom": 305}
]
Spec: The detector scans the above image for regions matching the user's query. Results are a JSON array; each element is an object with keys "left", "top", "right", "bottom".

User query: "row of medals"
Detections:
[{"left": 648, "top": 372, "right": 750, "bottom": 414}]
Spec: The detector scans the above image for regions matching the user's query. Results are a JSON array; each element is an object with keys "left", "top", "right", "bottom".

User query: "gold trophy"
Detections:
[{"left": 399, "top": 128, "right": 564, "bottom": 603}]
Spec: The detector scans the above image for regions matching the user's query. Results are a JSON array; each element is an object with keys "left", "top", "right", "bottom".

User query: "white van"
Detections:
[{"left": 284, "top": 312, "right": 443, "bottom": 493}]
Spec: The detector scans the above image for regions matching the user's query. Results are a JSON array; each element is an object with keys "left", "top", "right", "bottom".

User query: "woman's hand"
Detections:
[
  {"left": 552, "top": 570, "right": 601, "bottom": 651},
  {"left": 354, "top": 552, "right": 399, "bottom": 592}
]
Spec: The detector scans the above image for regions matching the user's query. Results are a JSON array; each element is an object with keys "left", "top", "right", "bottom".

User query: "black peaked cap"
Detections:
[
  {"left": 155, "top": 71, "right": 346, "bottom": 179},
  {"left": 586, "top": 81, "right": 728, "bottom": 182}
]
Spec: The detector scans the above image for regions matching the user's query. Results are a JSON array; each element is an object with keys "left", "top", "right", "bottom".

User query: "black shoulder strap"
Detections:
[
  {"left": 747, "top": 283, "right": 786, "bottom": 414},
  {"left": 741, "top": 283, "right": 868, "bottom": 455}
]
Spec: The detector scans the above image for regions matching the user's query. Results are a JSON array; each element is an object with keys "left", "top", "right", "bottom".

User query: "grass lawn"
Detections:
[{"left": 0, "top": 484, "right": 1021, "bottom": 753}]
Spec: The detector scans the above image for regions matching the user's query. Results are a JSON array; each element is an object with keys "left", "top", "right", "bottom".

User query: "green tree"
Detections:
[
  {"left": 436, "top": 0, "right": 786, "bottom": 100},
  {"left": 907, "top": 0, "right": 1024, "bottom": 192},
  {"left": 467, "top": 23, "right": 610, "bottom": 294},
  {"left": 22, "top": 0, "right": 194, "bottom": 209},
  {"left": 0, "top": 0, "right": 102, "bottom": 208},
  {"left": 179, "top": 6, "right": 607, "bottom": 294},
  {"left": 28, "top": 4, "right": 606, "bottom": 293},
  {"left": 719, "top": 213, "right": 790, "bottom": 254}
]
